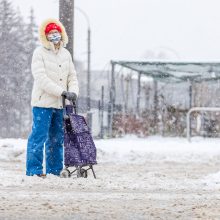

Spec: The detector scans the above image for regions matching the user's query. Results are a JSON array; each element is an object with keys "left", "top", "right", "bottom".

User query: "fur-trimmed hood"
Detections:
[{"left": 39, "top": 18, "right": 68, "bottom": 49}]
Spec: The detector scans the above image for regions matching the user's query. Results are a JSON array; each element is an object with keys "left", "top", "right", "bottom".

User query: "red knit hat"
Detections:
[{"left": 45, "top": 23, "right": 62, "bottom": 34}]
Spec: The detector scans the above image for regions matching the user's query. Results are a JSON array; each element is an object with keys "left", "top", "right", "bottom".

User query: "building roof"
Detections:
[{"left": 112, "top": 61, "right": 220, "bottom": 83}]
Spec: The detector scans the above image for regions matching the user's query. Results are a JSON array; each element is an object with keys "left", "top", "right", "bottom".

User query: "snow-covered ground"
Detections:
[{"left": 0, "top": 136, "right": 220, "bottom": 219}]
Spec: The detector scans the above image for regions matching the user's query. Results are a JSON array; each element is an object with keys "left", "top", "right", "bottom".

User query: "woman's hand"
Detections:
[{"left": 61, "top": 91, "right": 77, "bottom": 102}]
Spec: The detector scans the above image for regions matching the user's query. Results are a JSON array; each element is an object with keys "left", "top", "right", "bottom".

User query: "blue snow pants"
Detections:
[{"left": 26, "top": 107, "right": 64, "bottom": 176}]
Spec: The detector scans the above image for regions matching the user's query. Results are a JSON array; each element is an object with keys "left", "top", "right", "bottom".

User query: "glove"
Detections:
[{"left": 61, "top": 91, "right": 77, "bottom": 102}]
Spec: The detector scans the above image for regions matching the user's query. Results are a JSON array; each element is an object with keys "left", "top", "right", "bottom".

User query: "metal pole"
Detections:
[
  {"left": 187, "top": 109, "right": 191, "bottom": 142},
  {"left": 73, "top": 7, "right": 92, "bottom": 130},
  {"left": 153, "top": 79, "right": 158, "bottom": 134},
  {"left": 137, "top": 72, "right": 141, "bottom": 116},
  {"left": 189, "top": 80, "right": 193, "bottom": 137},
  {"left": 59, "top": 0, "right": 74, "bottom": 58},
  {"left": 87, "top": 28, "right": 91, "bottom": 112},
  {"left": 111, "top": 61, "right": 116, "bottom": 111},
  {"left": 86, "top": 28, "right": 92, "bottom": 132},
  {"left": 125, "top": 76, "right": 129, "bottom": 113},
  {"left": 108, "top": 89, "right": 113, "bottom": 137},
  {"left": 189, "top": 81, "right": 193, "bottom": 109},
  {"left": 100, "top": 86, "right": 104, "bottom": 138},
  {"left": 108, "top": 61, "right": 115, "bottom": 137}
]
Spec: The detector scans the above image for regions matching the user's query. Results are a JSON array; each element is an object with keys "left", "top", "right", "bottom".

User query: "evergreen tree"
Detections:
[
  {"left": 22, "top": 7, "right": 38, "bottom": 136},
  {"left": 13, "top": 8, "right": 31, "bottom": 137},
  {"left": 0, "top": 0, "right": 19, "bottom": 137},
  {"left": 0, "top": 0, "right": 38, "bottom": 137}
]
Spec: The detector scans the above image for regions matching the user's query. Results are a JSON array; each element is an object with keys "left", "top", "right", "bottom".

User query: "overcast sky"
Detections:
[{"left": 12, "top": 0, "right": 220, "bottom": 70}]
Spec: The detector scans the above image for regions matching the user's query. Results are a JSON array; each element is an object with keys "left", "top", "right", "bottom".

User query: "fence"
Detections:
[{"left": 107, "top": 61, "right": 220, "bottom": 138}]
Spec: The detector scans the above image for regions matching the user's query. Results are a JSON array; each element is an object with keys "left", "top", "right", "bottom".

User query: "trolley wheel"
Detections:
[
  {"left": 60, "top": 168, "right": 70, "bottom": 178},
  {"left": 77, "top": 168, "right": 88, "bottom": 178},
  {"left": 80, "top": 168, "right": 88, "bottom": 178}
]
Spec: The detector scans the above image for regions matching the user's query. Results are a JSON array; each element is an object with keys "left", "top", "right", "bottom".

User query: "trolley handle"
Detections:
[{"left": 62, "top": 95, "right": 77, "bottom": 115}]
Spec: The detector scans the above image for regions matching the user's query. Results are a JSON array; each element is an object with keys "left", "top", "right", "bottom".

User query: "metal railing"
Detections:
[{"left": 187, "top": 107, "right": 220, "bottom": 142}]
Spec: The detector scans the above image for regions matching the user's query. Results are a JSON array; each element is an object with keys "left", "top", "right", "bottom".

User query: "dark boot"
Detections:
[{"left": 36, "top": 174, "right": 47, "bottom": 179}]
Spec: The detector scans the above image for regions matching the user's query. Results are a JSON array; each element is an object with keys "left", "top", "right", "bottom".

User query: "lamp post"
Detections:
[{"left": 74, "top": 7, "right": 92, "bottom": 129}]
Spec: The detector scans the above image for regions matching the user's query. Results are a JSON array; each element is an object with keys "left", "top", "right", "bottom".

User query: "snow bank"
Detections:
[
  {"left": 96, "top": 136, "right": 220, "bottom": 163},
  {"left": 0, "top": 138, "right": 26, "bottom": 162},
  {"left": 1, "top": 136, "right": 220, "bottom": 164},
  {"left": 0, "top": 136, "right": 220, "bottom": 207}
]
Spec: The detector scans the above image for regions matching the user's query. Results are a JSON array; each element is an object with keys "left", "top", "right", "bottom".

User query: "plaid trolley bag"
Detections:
[{"left": 60, "top": 96, "right": 97, "bottom": 178}]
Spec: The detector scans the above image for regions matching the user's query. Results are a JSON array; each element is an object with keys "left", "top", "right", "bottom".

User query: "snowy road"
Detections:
[{"left": 0, "top": 136, "right": 220, "bottom": 220}]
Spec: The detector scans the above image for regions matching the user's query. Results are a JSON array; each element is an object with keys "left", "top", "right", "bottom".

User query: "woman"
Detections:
[{"left": 26, "top": 18, "right": 79, "bottom": 177}]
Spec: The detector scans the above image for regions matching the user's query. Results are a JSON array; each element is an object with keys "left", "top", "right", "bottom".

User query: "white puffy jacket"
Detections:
[{"left": 31, "top": 18, "right": 79, "bottom": 109}]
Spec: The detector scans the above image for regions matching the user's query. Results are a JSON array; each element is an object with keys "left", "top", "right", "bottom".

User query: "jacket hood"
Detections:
[{"left": 39, "top": 18, "right": 68, "bottom": 49}]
